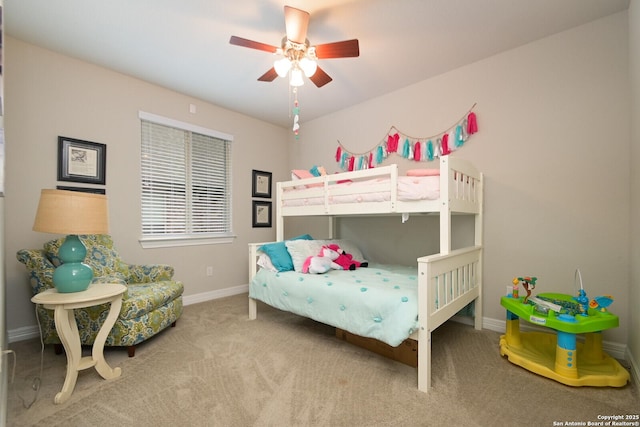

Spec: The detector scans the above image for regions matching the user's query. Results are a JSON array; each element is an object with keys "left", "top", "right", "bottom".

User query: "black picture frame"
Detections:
[
  {"left": 251, "top": 169, "right": 272, "bottom": 198},
  {"left": 252, "top": 200, "right": 272, "bottom": 228},
  {"left": 57, "top": 136, "right": 106, "bottom": 185},
  {"left": 56, "top": 185, "right": 106, "bottom": 195}
]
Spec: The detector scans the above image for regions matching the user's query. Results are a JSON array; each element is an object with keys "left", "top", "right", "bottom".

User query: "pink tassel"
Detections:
[
  {"left": 335, "top": 146, "right": 342, "bottom": 162},
  {"left": 467, "top": 112, "right": 478, "bottom": 134},
  {"left": 413, "top": 141, "right": 421, "bottom": 161},
  {"left": 387, "top": 133, "right": 399, "bottom": 153},
  {"left": 369, "top": 152, "right": 374, "bottom": 168},
  {"left": 441, "top": 134, "right": 451, "bottom": 155},
  {"left": 348, "top": 156, "right": 355, "bottom": 171}
]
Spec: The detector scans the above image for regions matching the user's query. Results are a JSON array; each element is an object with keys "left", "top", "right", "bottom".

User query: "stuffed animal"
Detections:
[
  {"left": 302, "top": 245, "right": 342, "bottom": 274},
  {"left": 327, "top": 244, "right": 368, "bottom": 271}
]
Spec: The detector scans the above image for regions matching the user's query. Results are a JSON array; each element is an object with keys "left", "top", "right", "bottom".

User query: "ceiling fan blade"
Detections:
[
  {"left": 284, "top": 6, "right": 309, "bottom": 44},
  {"left": 258, "top": 67, "right": 278, "bottom": 82},
  {"left": 229, "top": 36, "right": 278, "bottom": 53},
  {"left": 309, "top": 66, "right": 332, "bottom": 88},
  {"left": 315, "top": 39, "right": 360, "bottom": 59}
]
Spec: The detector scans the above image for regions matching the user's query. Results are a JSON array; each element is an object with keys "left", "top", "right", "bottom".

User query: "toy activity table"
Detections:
[{"left": 499, "top": 292, "right": 629, "bottom": 387}]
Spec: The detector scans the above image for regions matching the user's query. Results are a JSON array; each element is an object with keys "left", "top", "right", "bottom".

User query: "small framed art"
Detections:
[
  {"left": 252, "top": 200, "right": 272, "bottom": 228},
  {"left": 56, "top": 185, "right": 106, "bottom": 195},
  {"left": 251, "top": 169, "right": 272, "bottom": 198},
  {"left": 57, "top": 136, "right": 107, "bottom": 185}
]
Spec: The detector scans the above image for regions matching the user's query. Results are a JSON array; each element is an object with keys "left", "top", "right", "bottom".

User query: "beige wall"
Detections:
[
  {"left": 628, "top": 0, "right": 639, "bottom": 381},
  {"left": 290, "top": 12, "right": 632, "bottom": 349},
  {"left": 4, "top": 37, "right": 289, "bottom": 335}
]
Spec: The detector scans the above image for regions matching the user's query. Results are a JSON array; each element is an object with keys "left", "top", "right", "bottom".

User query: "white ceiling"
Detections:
[{"left": 5, "top": 0, "right": 630, "bottom": 128}]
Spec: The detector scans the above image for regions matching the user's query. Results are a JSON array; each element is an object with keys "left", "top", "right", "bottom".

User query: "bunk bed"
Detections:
[{"left": 248, "top": 156, "right": 483, "bottom": 392}]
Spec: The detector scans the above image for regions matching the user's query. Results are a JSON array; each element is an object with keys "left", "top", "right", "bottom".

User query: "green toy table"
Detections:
[{"left": 499, "top": 292, "right": 629, "bottom": 387}]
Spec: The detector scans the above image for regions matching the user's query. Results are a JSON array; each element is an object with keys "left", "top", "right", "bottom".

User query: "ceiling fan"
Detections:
[{"left": 229, "top": 5, "right": 359, "bottom": 88}]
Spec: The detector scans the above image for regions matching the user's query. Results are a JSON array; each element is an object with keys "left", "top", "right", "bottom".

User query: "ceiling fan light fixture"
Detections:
[
  {"left": 230, "top": 5, "right": 360, "bottom": 90},
  {"left": 289, "top": 67, "right": 304, "bottom": 87},
  {"left": 274, "top": 57, "right": 292, "bottom": 78},
  {"left": 299, "top": 57, "right": 317, "bottom": 77}
]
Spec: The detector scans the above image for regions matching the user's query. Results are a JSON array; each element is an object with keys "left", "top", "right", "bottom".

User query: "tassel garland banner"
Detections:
[{"left": 335, "top": 104, "right": 478, "bottom": 170}]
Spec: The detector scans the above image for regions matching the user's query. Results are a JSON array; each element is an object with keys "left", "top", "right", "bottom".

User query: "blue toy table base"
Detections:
[{"left": 499, "top": 294, "right": 629, "bottom": 387}]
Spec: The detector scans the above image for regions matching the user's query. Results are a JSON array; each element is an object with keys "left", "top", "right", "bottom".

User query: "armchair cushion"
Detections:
[
  {"left": 44, "top": 234, "right": 130, "bottom": 278},
  {"left": 17, "top": 234, "right": 184, "bottom": 353}
]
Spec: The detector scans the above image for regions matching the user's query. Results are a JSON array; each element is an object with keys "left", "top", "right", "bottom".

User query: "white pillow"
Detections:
[
  {"left": 285, "top": 240, "right": 325, "bottom": 272},
  {"left": 326, "top": 239, "right": 366, "bottom": 262},
  {"left": 257, "top": 253, "right": 278, "bottom": 272},
  {"left": 285, "top": 239, "right": 367, "bottom": 272}
]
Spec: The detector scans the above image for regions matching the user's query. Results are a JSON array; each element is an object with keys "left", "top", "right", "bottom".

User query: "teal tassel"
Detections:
[
  {"left": 376, "top": 146, "right": 384, "bottom": 164},
  {"left": 427, "top": 140, "right": 434, "bottom": 161},
  {"left": 358, "top": 156, "right": 365, "bottom": 170},
  {"left": 402, "top": 139, "right": 410, "bottom": 158},
  {"left": 455, "top": 125, "right": 464, "bottom": 147},
  {"left": 341, "top": 152, "right": 349, "bottom": 169}
]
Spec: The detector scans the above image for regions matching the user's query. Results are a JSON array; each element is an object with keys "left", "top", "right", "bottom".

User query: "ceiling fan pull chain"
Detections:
[{"left": 292, "top": 88, "right": 300, "bottom": 139}]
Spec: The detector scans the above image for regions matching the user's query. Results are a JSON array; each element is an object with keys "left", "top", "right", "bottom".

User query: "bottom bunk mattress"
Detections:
[{"left": 249, "top": 264, "right": 420, "bottom": 347}]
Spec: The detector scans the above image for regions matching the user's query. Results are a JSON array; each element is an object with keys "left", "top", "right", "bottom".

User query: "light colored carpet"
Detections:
[{"left": 6, "top": 293, "right": 638, "bottom": 426}]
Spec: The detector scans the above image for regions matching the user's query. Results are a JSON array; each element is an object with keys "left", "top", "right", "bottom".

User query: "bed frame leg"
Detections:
[
  {"left": 417, "top": 329, "right": 432, "bottom": 392},
  {"left": 249, "top": 297, "right": 257, "bottom": 320},
  {"left": 474, "top": 312, "right": 482, "bottom": 330},
  {"left": 474, "top": 298, "right": 483, "bottom": 331}
]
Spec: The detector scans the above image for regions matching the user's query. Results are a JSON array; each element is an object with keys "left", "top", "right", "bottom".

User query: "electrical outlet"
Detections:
[{"left": 206, "top": 266, "right": 213, "bottom": 276}]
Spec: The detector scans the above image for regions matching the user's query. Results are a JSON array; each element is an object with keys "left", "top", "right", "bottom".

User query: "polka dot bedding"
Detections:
[{"left": 249, "top": 263, "right": 420, "bottom": 347}]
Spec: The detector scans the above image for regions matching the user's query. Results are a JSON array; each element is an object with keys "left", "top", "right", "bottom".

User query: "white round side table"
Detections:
[{"left": 31, "top": 283, "right": 126, "bottom": 404}]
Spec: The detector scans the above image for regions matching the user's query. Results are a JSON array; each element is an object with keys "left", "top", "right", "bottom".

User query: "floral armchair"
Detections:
[{"left": 17, "top": 235, "right": 184, "bottom": 357}]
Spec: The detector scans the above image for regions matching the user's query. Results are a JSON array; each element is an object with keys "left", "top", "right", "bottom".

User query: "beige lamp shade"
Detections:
[{"left": 33, "top": 189, "right": 109, "bottom": 235}]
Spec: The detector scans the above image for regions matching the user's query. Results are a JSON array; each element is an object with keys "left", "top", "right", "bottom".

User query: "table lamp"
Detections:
[{"left": 32, "top": 189, "right": 109, "bottom": 293}]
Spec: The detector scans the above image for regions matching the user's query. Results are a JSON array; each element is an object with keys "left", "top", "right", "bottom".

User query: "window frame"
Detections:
[{"left": 138, "top": 111, "right": 235, "bottom": 248}]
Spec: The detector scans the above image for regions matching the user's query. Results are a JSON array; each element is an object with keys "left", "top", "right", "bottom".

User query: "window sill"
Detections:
[{"left": 139, "top": 234, "right": 236, "bottom": 249}]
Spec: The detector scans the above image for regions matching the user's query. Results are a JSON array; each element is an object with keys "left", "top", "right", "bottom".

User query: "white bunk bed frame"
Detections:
[{"left": 248, "top": 156, "right": 483, "bottom": 392}]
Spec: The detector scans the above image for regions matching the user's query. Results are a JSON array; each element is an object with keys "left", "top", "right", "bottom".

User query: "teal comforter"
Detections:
[{"left": 249, "top": 264, "right": 420, "bottom": 347}]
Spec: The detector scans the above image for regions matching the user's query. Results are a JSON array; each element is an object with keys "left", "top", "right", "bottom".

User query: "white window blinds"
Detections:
[{"left": 140, "top": 114, "right": 232, "bottom": 242}]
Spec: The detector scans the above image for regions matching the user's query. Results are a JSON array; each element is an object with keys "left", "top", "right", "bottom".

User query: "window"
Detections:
[{"left": 139, "top": 111, "right": 234, "bottom": 248}]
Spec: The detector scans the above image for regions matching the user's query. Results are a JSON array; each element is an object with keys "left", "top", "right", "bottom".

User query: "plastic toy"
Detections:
[
  {"left": 499, "top": 270, "right": 629, "bottom": 387},
  {"left": 590, "top": 295, "right": 614, "bottom": 312},
  {"left": 514, "top": 276, "right": 537, "bottom": 303},
  {"left": 510, "top": 277, "right": 519, "bottom": 298},
  {"left": 573, "top": 289, "right": 589, "bottom": 316}
]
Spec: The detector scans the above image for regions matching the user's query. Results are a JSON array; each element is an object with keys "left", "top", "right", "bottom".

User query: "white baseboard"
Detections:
[
  {"left": 181, "top": 284, "right": 248, "bottom": 306},
  {"left": 625, "top": 346, "right": 640, "bottom": 387},
  {"left": 8, "top": 284, "right": 249, "bottom": 344},
  {"left": 8, "top": 325, "right": 40, "bottom": 344}
]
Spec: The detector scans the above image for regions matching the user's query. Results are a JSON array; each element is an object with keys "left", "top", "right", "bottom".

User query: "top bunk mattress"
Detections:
[{"left": 282, "top": 175, "right": 440, "bottom": 207}]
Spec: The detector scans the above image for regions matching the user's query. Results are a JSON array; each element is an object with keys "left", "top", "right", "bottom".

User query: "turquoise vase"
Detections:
[{"left": 52, "top": 234, "right": 94, "bottom": 293}]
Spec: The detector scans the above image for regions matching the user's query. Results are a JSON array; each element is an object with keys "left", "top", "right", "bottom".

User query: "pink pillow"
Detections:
[
  {"left": 292, "top": 169, "right": 314, "bottom": 179},
  {"left": 291, "top": 169, "right": 323, "bottom": 187},
  {"left": 406, "top": 169, "right": 440, "bottom": 176}
]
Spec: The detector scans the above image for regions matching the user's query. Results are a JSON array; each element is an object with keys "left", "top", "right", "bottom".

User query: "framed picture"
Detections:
[
  {"left": 252, "top": 200, "right": 272, "bottom": 228},
  {"left": 57, "top": 136, "right": 106, "bottom": 185},
  {"left": 251, "top": 169, "right": 272, "bottom": 198},
  {"left": 56, "top": 185, "right": 106, "bottom": 195}
]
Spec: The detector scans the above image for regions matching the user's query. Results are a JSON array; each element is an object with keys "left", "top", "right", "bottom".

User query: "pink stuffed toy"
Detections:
[
  {"left": 302, "top": 245, "right": 342, "bottom": 274},
  {"left": 327, "top": 244, "right": 368, "bottom": 271}
]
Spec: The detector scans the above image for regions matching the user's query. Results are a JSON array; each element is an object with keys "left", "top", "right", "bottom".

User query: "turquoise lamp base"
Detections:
[{"left": 52, "top": 234, "right": 94, "bottom": 293}]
